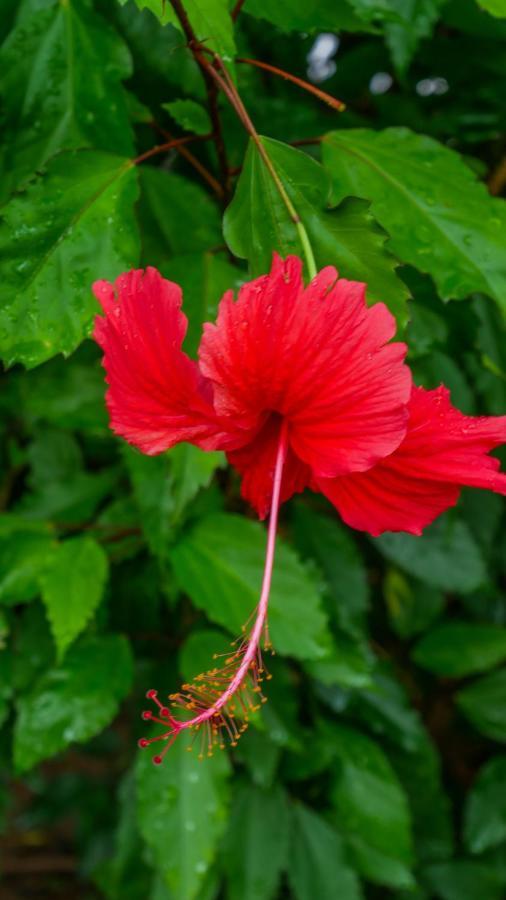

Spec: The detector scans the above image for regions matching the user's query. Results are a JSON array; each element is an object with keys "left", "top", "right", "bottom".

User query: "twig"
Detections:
[
  {"left": 231, "top": 0, "right": 246, "bottom": 21},
  {"left": 170, "top": 0, "right": 231, "bottom": 200},
  {"left": 237, "top": 57, "right": 346, "bottom": 112},
  {"left": 132, "top": 134, "right": 210, "bottom": 167},
  {"left": 488, "top": 156, "right": 506, "bottom": 196},
  {"left": 150, "top": 121, "right": 224, "bottom": 197}
]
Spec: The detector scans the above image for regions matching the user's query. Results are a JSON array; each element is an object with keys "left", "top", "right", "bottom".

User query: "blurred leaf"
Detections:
[
  {"left": 389, "top": 730, "right": 454, "bottom": 864},
  {"left": 136, "top": 729, "right": 230, "bottom": 900},
  {"left": 384, "top": 0, "right": 447, "bottom": 74},
  {"left": 384, "top": 569, "right": 444, "bottom": 639},
  {"left": 14, "top": 634, "right": 133, "bottom": 771},
  {"left": 124, "top": 445, "right": 224, "bottom": 556},
  {"left": 322, "top": 128, "right": 506, "bottom": 312},
  {"left": 413, "top": 622, "right": 506, "bottom": 677},
  {"left": 0, "top": 0, "right": 134, "bottom": 194},
  {"left": 0, "top": 150, "right": 139, "bottom": 369},
  {"left": 224, "top": 137, "right": 409, "bottom": 326},
  {"left": 178, "top": 628, "right": 230, "bottom": 682},
  {"left": 170, "top": 512, "right": 330, "bottom": 660},
  {"left": 163, "top": 252, "right": 243, "bottom": 357},
  {"left": 235, "top": 728, "right": 282, "bottom": 788},
  {"left": 291, "top": 503, "right": 369, "bottom": 637},
  {"left": 306, "top": 633, "right": 374, "bottom": 689},
  {"left": 224, "top": 783, "right": 289, "bottom": 900},
  {"left": 0, "top": 517, "right": 56, "bottom": 605},
  {"left": 423, "top": 860, "right": 505, "bottom": 900},
  {"left": 288, "top": 803, "right": 363, "bottom": 900},
  {"left": 139, "top": 167, "right": 222, "bottom": 259},
  {"left": 40, "top": 536, "right": 109, "bottom": 660},
  {"left": 464, "top": 756, "right": 506, "bottom": 853},
  {"left": 19, "top": 349, "right": 108, "bottom": 430},
  {"left": 476, "top": 0, "right": 506, "bottom": 16},
  {"left": 457, "top": 669, "right": 506, "bottom": 742},
  {"left": 163, "top": 99, "right": 212, "bottom": 135},
  {"left": 330, "top": 723, "right": 414, "bottom": 888},
  {"left": 414, "top": 351, "right": 475, "bottom": 414},
  {"left": 242, "top": 0, "right": 371, "bottom": 32},
  {"left": 11, "top": 603, "right": 54, "bottom": 692},
  {"left": 374, "top": 516, "right": 487, "bottom": 594},
  {"left": 17, "top": 428, "right": 116, "bottom": 523}
]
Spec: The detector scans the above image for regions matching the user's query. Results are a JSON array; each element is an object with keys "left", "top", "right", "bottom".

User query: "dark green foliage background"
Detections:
[{"left": 1, "top": 1, "right": 506, "bottom": 898}]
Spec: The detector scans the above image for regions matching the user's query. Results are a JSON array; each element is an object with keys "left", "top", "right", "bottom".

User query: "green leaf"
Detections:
[
  {"left": 163, "top": 99, "right": 211, "bottom": 135},
  {"left": 374, "top": 516, "right": 486, "bottom": 594},
  {"left": 0, "top": 517, "right": 56, "bottom": 605},
  {"left": 18, "top": 428, "right": 116, "bottom": 523},
  {"left": 476, "top": 0, "right": 506, "bottom": 16},
  {"left": 136, "top": 729, "right": 230, "bottom": 900},
  {"left": 124, "top": 445, "right": 224, "bottom": 556},
  {"left": 14, "top": 634, "right": 133, "bottom": 771},
  {"left": 413, "top": 622, "right": 506, "bottom": 678},
  {"left": 163, "top": 252, "right": 243, "bottom": 356},
  {"left": 243, "top": 0, "right": 375, "bottom": 32},
  {"left": 464, "top": 756, "right": 506, "bottom": 853},
  {"left": 224, "top": 137, "right": 409, "bottom": 327},
  {"left": 0, "top": 0, "right": 134, "bottom": 194},
  {"left": 0, "top": 149, "right": 140, "bottom": 368},
  {"left": 383, "top": 569, "right": 444, "bottom": 639},
  {"left": 306, "top": 633, "right": 374, "bottom": 690},
  {"left": 288, "top": 804, "right": 363, "bottom": 900},
  {"left": 170, "top": 512, "right": 330, "bottom": 660},
  {"left": 223, "top": 783, "right": 290, "bottom": 900},
  {"left": 322, "top": 128, "right": 506, "bottom": 312},
  {"left": 423, "top": 860, "right": 505, "bottom": 900},
  {"left": 291, "top": 503, "right": 369, "bottom": 637},
  {"left": 125, "top": 0, "right": 179, "bottom": 26},
  {"left": 384, "top": 1, "right": 447, "bottom": 74},
  {"left": 330, "top": 723, "right": 414, "bottom": 888},
  {"left": 139, "top": 167, "right": 222, "bottom": 259},
  {"left": 39, "top": 536, "right": 109, "bottom": 660},
  {"left": 130, "top": 0, "right": 235, "bottom": 63},
  {"left": 457, "top": 669, "right": 506, "bottom": 742}
]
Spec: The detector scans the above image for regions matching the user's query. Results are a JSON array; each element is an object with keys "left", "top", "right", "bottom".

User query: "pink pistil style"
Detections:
[{"left": 138, "top": 421, "right": 288, "bottom": 764}]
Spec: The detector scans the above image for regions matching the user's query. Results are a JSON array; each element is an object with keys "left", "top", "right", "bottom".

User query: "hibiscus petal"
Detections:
[
  {"left": 317, "top": 385, "right": 506, "bottom": 536},
  {"left": 227, "top": 415, "right": 311, "bottom": 519},
  {"left": 93, "top": 268, "right": 229, "bottom": 454},
  {"left": 199, "top": 254, "right": 411, "bottom": 479}
]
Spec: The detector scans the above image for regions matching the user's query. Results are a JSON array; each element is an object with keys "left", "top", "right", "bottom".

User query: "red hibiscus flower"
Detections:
[{"left": 93, "top": 255, "right": 506, "bottom": 763}]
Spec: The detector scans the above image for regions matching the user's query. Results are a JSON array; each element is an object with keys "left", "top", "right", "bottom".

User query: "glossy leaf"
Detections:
[
  {"left": 40, "top": 536, "right": 109, "bottom": 660},
  {"left": 131, "top": 0, "right": 235, "bottom": 62},
  {"left": 384, "top": 0, "right": 447, "bottom": 73},
  {"left": 242, "top": 0, "right": 370, "bottom": 32},
  {"left": 322, "top": 128, "right": 506, "bottom": 312},
  {"left": 170, "top": 512, "right": 330, "bottom": 660},
  {"left": 136, "top": 729, "right": 230, "bottom": 900},
  {"left": 224, "top": 137, "right": 409, "bottom": 326},
  {"left": 0, "top": 150, "right": 140, "bottom": 368},
  {"left": 14, "top": 634, "right": 133, "bottom": 771},
  {"left": 0, "top": 0, "right": 134, "bottom": 194}
]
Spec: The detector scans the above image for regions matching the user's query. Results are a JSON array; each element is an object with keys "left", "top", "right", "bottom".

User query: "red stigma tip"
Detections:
[
  {"left": 146, "top": 689, "right": 157, "bottom": 699},
  {"left": 160, "top": 707, "right": 170, "bottom": 717},
  {"left": 142, "top": 710, "right": 152, "bottom": 720},
  {"left": 153, "top": 755, "right": 163, "bottom": 765},
  {"left": 138, "top": 738, "right": 149, "bottom": 748}
]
